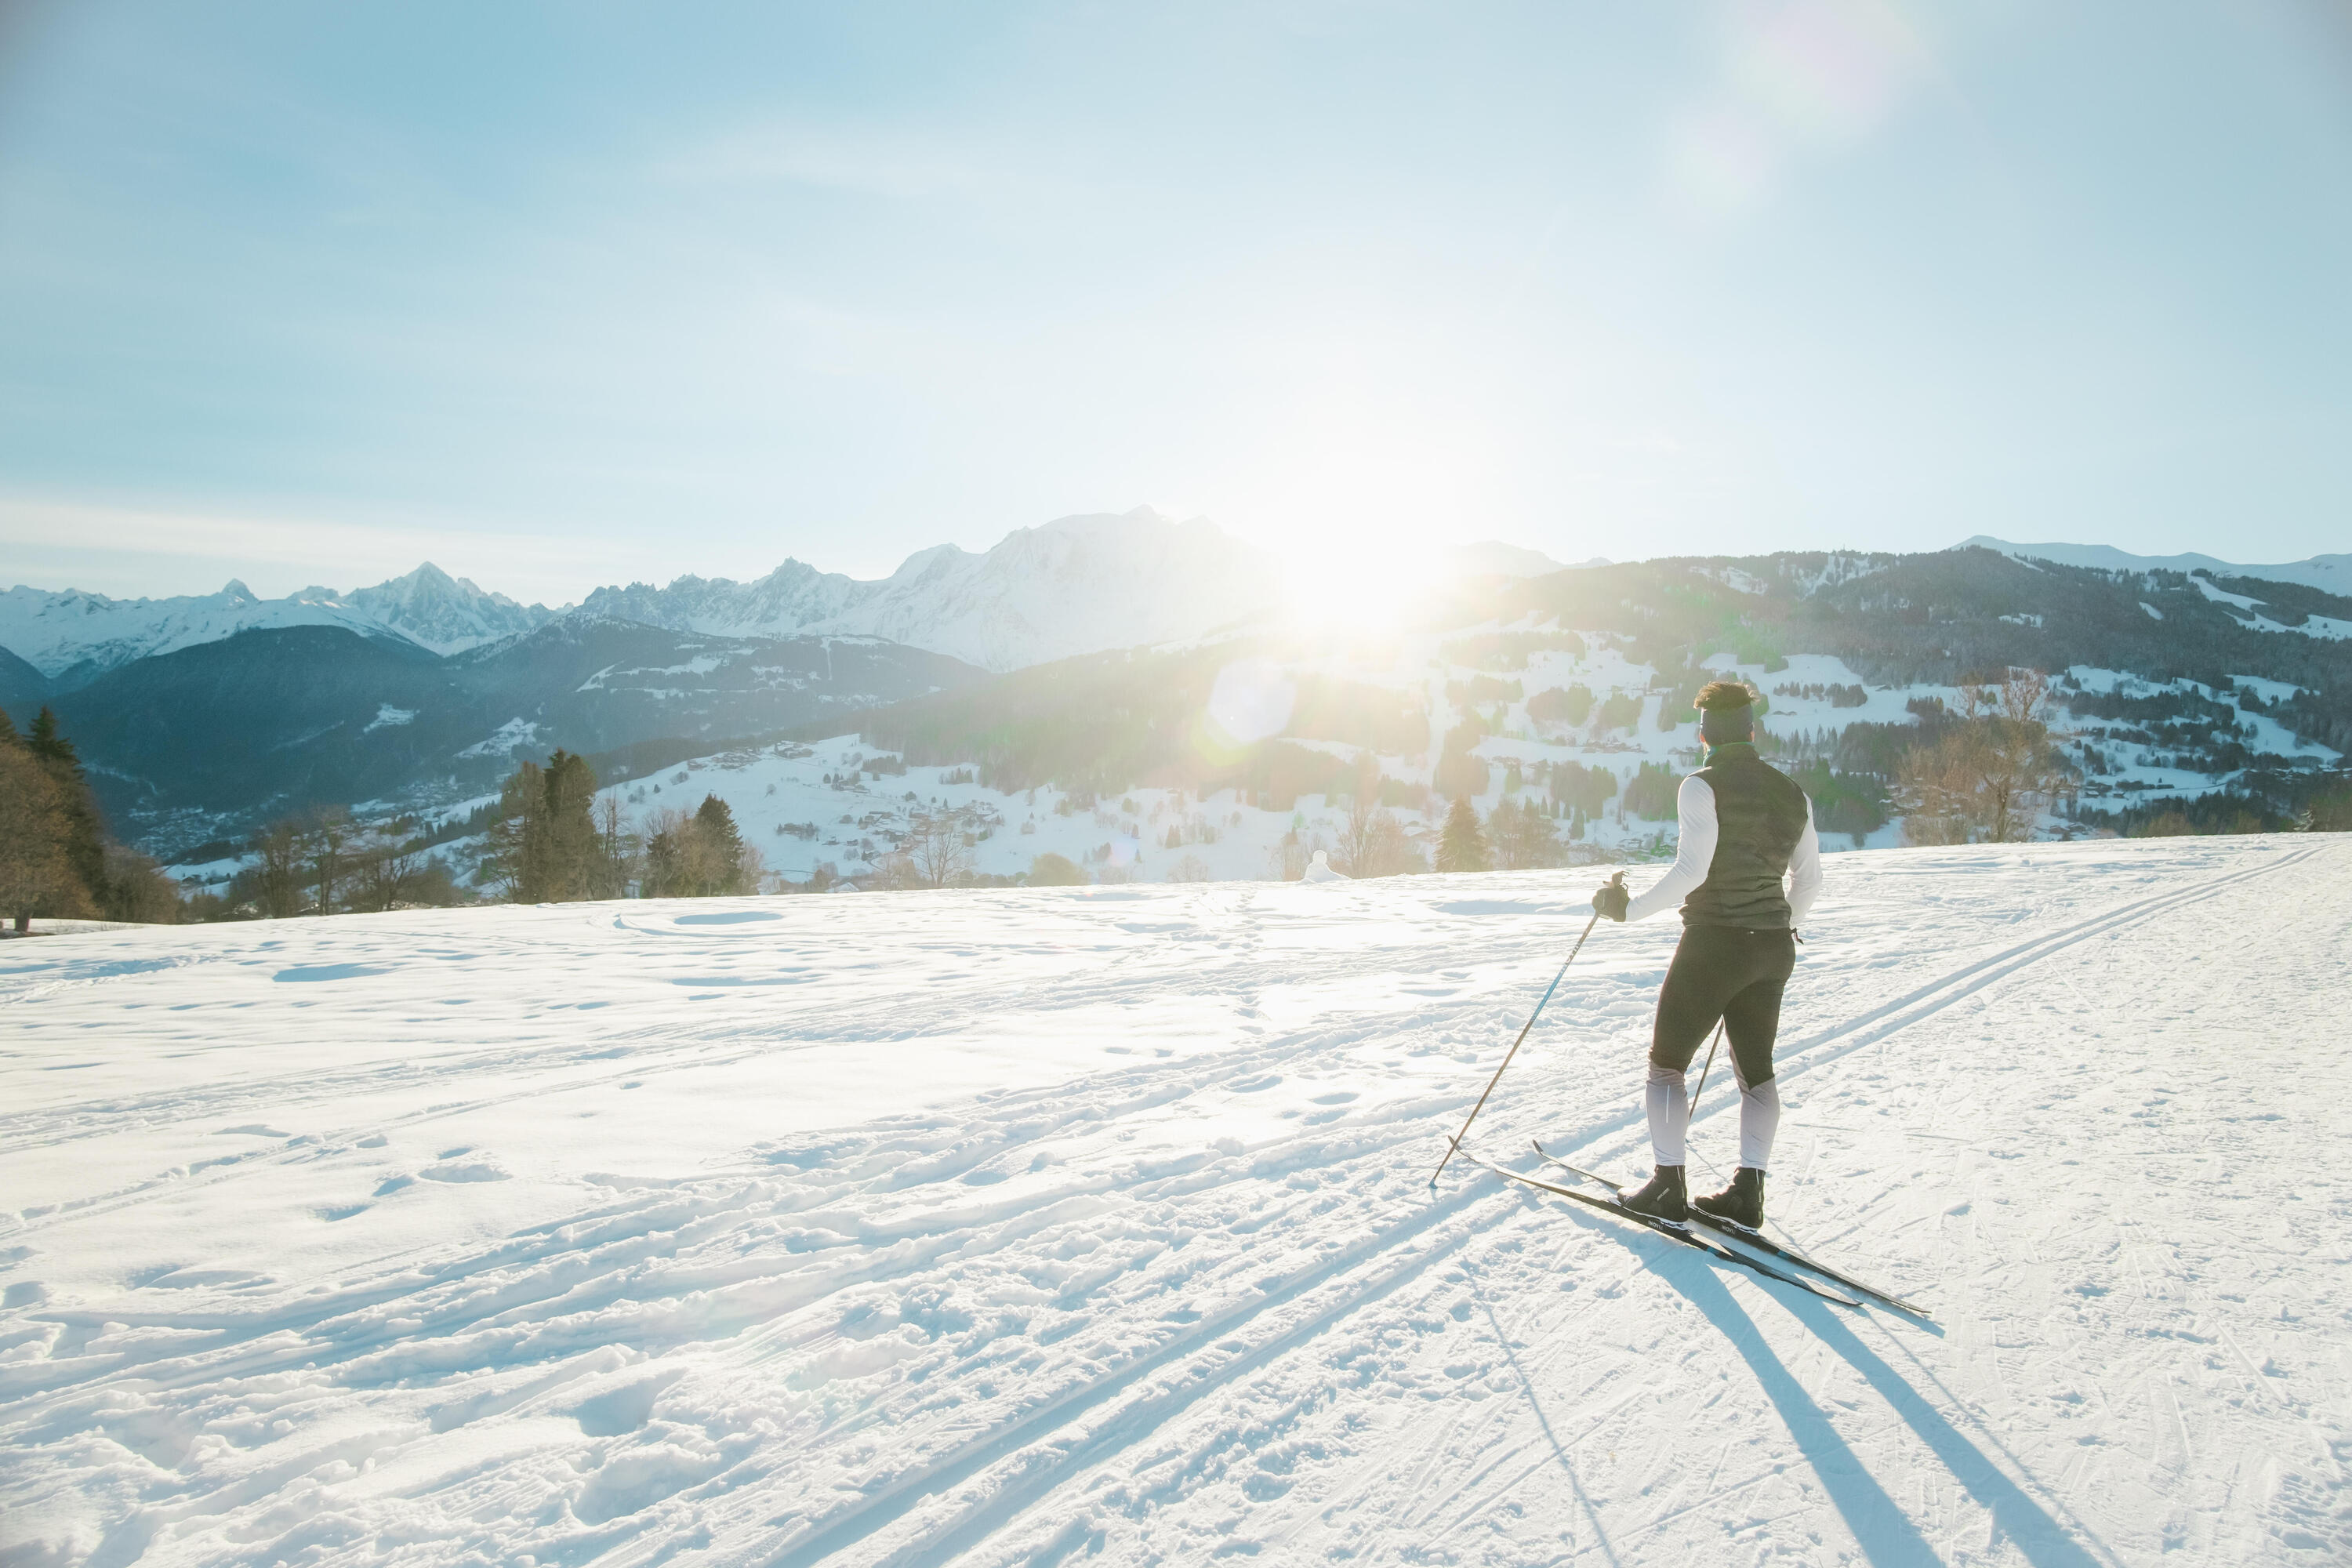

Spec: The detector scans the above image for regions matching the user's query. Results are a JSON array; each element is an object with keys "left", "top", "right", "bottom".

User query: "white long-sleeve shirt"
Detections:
[{"left": 1623, "top": 774, "right": 1823, "bottom": 927}]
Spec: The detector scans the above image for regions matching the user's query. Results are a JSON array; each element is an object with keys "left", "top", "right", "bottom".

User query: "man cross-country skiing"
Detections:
[{"left": 1588, "top": 680, "right": 1821, "bottom": 1231}]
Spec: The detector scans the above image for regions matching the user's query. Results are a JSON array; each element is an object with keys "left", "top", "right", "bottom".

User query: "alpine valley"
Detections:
[{"left": 2, "top": 509, "right": 2348, "bottom": 870}]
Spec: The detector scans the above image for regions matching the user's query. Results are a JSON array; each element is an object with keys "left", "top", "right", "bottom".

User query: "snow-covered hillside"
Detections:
[
  {"left": 540, "top": 637, "right": 2335, "bottom": 895},
  {"left": 562, "top": 643, "right": 1823, "bottom": 891},
  {"left": 3, "top": 837, "right": 2345, "bottom": 1566},
  {"left": 0, "top": 565, "right": 554, "bottom": 679},
  {"left": 579, "top": 508, "right": 1286, "bottom": 673}
]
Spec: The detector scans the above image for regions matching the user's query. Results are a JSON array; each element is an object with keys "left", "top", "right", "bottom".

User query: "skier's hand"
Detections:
[{"left": 1592, "top": 874, "right": 1628, "bottom": 923}]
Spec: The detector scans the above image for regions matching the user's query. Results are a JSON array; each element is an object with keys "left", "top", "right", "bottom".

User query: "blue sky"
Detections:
[{"left": 2, "top": 1, "right": 2349, "bottom": 604}]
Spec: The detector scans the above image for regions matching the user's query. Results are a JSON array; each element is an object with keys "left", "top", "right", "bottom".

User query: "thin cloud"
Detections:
[{"left": 652, "top": 122, "right": 1059, "bottom": 203}]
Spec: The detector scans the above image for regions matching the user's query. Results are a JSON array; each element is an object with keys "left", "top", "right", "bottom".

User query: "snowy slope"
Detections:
[
  {"left": 578, "top": 508, "right": 1286, "bottom": 673},
  {"left": 1962, "top": 535, "right": 2352, "bottom": 598},
  {"left": 0, "top": 567, "right": 554, "bottom": 679},
  {"left": 5, "top": 836, "right": 2347, "bottom": 1566}
]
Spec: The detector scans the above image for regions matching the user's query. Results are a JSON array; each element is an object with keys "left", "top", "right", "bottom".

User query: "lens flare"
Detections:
[
  {"left": 1666, "top": 0, "right": 1929, "bottom": 220},
  {"left": 1192, "top": 659, "right": 1296, "bottom": 767}
]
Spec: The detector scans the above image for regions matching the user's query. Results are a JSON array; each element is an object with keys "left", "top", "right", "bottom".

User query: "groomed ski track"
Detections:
[{"left": 2, "top": 837, "right": 2346, "bottom": 1566}]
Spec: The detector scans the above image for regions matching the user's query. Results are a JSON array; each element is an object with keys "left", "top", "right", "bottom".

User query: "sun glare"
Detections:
[
  {"left": 1279, "top": 546, "right": 1430, "bottom": 632},
  {"left": 1240, "top": 368, "right": 1504, "bottom": 634}
]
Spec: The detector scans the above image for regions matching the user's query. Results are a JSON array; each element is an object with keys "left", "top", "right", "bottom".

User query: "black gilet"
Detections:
[{"left": 1681, "top": 742, "right": 1809, "bottom": 929}]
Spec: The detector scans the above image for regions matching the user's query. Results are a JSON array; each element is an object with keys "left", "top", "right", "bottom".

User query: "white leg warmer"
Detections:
[
  {"left": 1737, "top": 1076, "right": 1781, "bottom": 1171},
  {"left": 1645, "top": 1063, "right": 1689, "bottom": 1168}
]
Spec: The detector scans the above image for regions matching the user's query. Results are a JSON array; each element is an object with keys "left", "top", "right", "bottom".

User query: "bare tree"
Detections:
[
  {"left": 1360, "top": 810, "right": 1425, "bottom": 877},
  {"left": 251, "top": 819, "right": 307, "bottom": 918},
  {"left": 303, "top": 808, "right": 352, "bottom": 916},
  {"left": 1489, "top": 798, "right": 1564, "bottom": 870},
  {"left": 1900, "top": 669, "right": 2072, "bottom": 845},
  {"left": 102, "top": 844, "right": 183, "bottom": 924},
  {"left": 1267, "top": 831, "right": 1315, "bottom": 881},
  {"left": 1330, "top": 756, "right": 1384, "bottom": 877},
  {"left": 906, "top": 812, "right": 974, "bottom": 888},
  {"left": 591, "top": 795, "right": 635, "bottom": 899},
  {"left": 350, "top": 845, "right": 423, "bottom": 913}
]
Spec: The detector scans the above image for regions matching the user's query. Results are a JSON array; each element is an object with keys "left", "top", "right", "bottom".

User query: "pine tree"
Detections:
[
  {"left": 486, "top": 760, "right": 546, "bottom": 900},
  {"left": 691, "top": 794, "right": 751, "bottom": 895},
  {"left": 543, "top": 750, "right": 601, "bottom": 899},
  {"left": 1436, "top": 796, "right": 1490, "bottom": 873},
  {"left": 488, "top": 752, "right": 608, "bottom": 902}
]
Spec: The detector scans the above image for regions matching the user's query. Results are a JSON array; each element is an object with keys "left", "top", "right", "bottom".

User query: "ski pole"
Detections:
[
  {"left": 1431, "top": 873, "right": 1624, "bottom": 1187},
  {"left": 1686, "top": 1020, "right": 1726, "bottom": 1120}
]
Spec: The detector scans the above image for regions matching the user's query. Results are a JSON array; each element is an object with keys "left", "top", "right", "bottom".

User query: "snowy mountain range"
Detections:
[
  {"left": 579, "top": 508, "right": 1287, "bottom": 673},
  {"left": 8, "top": 512, "right": 2346, "bottom": 697},
  {"left": 0, "top": 564, "right": 554, "bottom": 681},
  {"left": 1959, "top": 536, "right": 2352, "bottom": 597},
  {"left": 0, "top": 509, "right": 1587, "bottom": 688}
]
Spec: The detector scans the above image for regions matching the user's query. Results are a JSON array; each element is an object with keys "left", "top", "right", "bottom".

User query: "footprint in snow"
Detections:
[
  {"left": 419, "top": 1160, "right": 510, "bottom": 1183},
  {"left": 272, "top": 964, "right": 391, "bottom": 983}
]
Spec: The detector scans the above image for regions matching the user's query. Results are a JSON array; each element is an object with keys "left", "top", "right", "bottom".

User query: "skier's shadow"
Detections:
[{"left": 1657, "top": 1255, "right": 2110, "bottom": 1568}]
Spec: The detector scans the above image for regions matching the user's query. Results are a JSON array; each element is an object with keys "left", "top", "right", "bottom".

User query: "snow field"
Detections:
[{"left": 3, "top": 836, "right": 2348, "bottom": 1565}]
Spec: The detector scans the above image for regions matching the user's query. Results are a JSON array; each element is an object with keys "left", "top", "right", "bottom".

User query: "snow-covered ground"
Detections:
[{"left": 7, "top": 837, "right": 2347, "bottom": 1566}]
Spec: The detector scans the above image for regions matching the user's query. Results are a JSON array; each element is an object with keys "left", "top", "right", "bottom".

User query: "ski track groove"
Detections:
[{"left": 769, "top": 1189, "right": 1490, "bottom": 1567}]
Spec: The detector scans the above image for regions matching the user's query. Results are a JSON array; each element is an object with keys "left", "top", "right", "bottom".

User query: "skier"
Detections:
[{"left": 1588, "top": 680, "right": 1820, "bottom": 1231}]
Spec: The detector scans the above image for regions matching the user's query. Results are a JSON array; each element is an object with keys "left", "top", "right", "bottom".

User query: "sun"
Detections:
[
  {"left": 1278, "top": 546, "right": 1429, "bottom": 633},
  {"left": 1225, "top": 354, "right": 1515, "bottom": 634}
]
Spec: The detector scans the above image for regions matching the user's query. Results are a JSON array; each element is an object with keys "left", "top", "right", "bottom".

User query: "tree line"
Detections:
[
  {"left": 0, "top": 707, "right": 180, "bottom": 933},
  {"left": 484, "top": 750, "right": 762, "bottom": 902}
]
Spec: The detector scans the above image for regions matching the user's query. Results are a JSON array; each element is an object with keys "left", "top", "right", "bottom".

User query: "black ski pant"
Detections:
[{"left": 1649, "top": 924, "right": 1795, "bottom": 1087}]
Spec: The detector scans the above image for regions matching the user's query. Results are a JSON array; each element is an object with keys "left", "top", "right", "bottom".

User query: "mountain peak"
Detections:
[{"left": 343, "top": 566, "right": 554, "bottom": 655}]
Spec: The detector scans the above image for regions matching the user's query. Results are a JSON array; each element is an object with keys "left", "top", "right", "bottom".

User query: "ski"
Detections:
[
  {"left": 1455, "top": 1149, "right": 1860, "bottom": 1308},
  {"left": 1531, "top": 1141, "right": 1929, "bottom": 1317}
]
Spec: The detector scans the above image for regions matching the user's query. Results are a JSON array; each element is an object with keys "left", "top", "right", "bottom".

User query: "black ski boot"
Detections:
[
  {"left": 1693, "top": 1167, "right": 1765, "bottom": 1232},
  {"left": 1620, "top": 1165, "right": 1687, "bottom": 1225}
]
